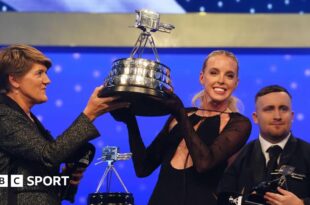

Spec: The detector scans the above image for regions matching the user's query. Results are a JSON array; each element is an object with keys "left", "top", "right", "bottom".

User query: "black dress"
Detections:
[{"left": 128, "top": 111, "right": 252, "bottom": 205}]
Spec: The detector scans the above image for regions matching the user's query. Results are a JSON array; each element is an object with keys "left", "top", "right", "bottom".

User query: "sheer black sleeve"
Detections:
[
  {"left": 175, "top": 108, "right": 252, "bottom": 173},
  {"left": 126, "top": 115, "right": 174, "bottom": 177}
]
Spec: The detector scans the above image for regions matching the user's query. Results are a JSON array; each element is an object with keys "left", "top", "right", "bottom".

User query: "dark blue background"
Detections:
[
  {"left": 1, "top": 0, "right": 310, "bottom": 13},
  {"left": 27, "top": 47, "right": 310, "bottom": 205},
  {"left": 1, "top": 1, "right": 310, "bottom": 204}
]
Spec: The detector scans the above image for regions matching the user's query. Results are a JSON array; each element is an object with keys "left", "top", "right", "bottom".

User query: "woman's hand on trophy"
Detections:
[
  {"left": 147, "top": 89, "right": 185, "bottom": 117},
  {"left": 83, "top": 85, "right": 130, "bottom": 122},
  {"left": 154, "top": 88, "right": 185, "bottom": 117},
  {"left": 110, "top": 105, "right": 136, "bottom": 124},
  {"left": 166, "top": 93, "right": 185, "bottom": 116}
]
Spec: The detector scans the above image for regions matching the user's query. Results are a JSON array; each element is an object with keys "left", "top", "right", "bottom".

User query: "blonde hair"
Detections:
[{"left": 191, "top": 50, "right": 241, "bottom": 112}]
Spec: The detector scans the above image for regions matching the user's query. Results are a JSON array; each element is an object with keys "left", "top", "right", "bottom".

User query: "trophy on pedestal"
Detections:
[
  {"left": 88, "top": 146, "right": 133, "bottom": 205},
  {"left": 99, "top": 9, "right": 175, "bottom": 116}
]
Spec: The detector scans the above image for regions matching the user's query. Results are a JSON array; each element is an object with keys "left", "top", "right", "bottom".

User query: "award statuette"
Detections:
[
  {"left": 88, "top": 146, "right": 133, "bottom": 205},
  {"left": 98, "top": 9, "right": 175, "bottom": 116}
]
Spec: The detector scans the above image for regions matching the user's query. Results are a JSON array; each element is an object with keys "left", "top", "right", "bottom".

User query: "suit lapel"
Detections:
[
  {"left": 250, "top": 140, "right": 267, "bottom": 186},
  {"left": 0, "top": 94, "right": 54, "bottom": 142},
  {"left": 279, "top": 134, "right": 297, "bottom": 166},
  {"left": 30, "top": 113, "right": 54, "bottom": 142}
]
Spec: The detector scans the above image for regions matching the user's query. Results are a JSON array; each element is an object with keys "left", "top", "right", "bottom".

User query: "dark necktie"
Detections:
[{"left": 266, "top": 145, "right": 283, "bottom": 179}]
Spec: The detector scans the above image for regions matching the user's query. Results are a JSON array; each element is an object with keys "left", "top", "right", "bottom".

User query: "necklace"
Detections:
[{"left": 196, "top": 107, "right": 231, "bottom": 114}]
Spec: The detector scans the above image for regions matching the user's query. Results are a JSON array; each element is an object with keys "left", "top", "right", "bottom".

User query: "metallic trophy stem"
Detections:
[
  {"left": 95, "top": 162, "right": 129, "bottom": 193},
  {"left": 130, "top": 32, "right": 160, "bottom": 62}
]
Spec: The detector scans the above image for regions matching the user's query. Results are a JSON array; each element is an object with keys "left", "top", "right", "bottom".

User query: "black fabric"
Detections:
[
  {"left": 126, "top": 111, "right": 251, "bottom": 205},
  {"left": 266, "top": 145, "right": 282, "bottom": 180},
  {"left": 218, "top": 136, "right": 310, "bottom": 205}
]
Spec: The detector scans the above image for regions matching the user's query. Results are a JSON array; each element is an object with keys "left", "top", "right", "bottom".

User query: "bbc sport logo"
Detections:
[{"left": 0, "top": 175, "right": 69, "bottom": 187}]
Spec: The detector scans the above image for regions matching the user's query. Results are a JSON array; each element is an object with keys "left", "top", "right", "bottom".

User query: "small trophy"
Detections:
[
  {"left": 88, "top": 146, "right": 133, "bottom": 205},
  {"left": 217, "top": 165, "right": 306, "bottom": 205},
  {"left": 99, "top": 9, "right": 175, "bottom": 116}
]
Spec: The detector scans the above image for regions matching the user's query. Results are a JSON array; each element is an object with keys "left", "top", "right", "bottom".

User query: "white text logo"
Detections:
[{"left": 0, "top": 175, "right": 69, "bottom": 187}]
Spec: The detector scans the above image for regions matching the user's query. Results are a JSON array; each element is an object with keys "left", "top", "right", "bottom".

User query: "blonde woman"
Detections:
[{"left": 114, "top": 50, "right": 252, "bottom": 205}]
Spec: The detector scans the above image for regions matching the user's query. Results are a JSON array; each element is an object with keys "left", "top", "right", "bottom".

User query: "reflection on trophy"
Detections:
[
  {"left": 99, "top": 9, "right": 175, "bottom": 116},
  {"left": 88, "top": 146, "right": 133, "bottom": 205}
]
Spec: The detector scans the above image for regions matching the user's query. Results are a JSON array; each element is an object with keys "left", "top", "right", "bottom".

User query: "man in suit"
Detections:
[{"left": 218, "top": 85, "right": 310, "bottom": 205}]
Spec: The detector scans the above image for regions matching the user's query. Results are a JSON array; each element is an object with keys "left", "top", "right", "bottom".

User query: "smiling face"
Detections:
[
  {"left": 253, "top": 91, "right": 294, "bottom": 143},
  {"left": 10, "top": 63, "right": 51, "bottom": 107},
  {"left": 199, "top": 54, "right": 239, "bottom": 105}
]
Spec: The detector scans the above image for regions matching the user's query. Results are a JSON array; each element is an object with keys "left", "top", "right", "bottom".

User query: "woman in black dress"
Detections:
[{"left": 113, "top": 50, "right": 252, "bottom": 205}]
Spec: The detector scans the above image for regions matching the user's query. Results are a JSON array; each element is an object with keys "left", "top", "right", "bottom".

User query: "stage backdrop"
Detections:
[
  {"left": 1, "top": 1, "right": 310, "bottom": 204},
  {"left": 27, "top": 47, "right": 310, "bottom": 205}
]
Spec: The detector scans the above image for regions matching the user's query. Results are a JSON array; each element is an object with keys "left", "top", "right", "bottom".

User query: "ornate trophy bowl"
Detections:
[
  {"left": 99, "top": 58, "right": 173, "bottom": 116},
  {"left": 98, "top": 9, "right": 175, "bottom": 116}
]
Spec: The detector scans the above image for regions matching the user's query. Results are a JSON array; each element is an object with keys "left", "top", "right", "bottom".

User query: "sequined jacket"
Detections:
[{"left": 0, "top": 94, "right": 100, "bottom": 205}]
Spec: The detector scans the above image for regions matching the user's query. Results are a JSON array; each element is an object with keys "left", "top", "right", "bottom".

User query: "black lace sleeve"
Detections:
[
  {"left": 176, "top": 109, "right": 252, "bottom": 173},
  {"left": 126, "top": 115, "right": 174, "bottom": 177}
]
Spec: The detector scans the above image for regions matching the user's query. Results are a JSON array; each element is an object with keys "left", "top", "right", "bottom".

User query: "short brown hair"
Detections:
[
  {"left": 255, "top": 85, "right": 292, "bottom": 102},
  {"left": 0, "top": 44, "right": 51, "bottom": 93}
]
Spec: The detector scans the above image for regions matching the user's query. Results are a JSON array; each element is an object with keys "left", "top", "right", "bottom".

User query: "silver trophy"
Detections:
[
  {"left": 88, "top": 146, "right": 133, "bottom": 205},
  {"left": 99, "top": 9, "right": 175, "bottom": 116}
]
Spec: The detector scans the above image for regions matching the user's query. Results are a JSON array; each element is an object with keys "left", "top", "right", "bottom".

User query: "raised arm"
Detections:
[
  {"left": 0, "top": 108, "right": 99, "bottom": 168},
  {"left": 111, "top": 108, "right": 174, "bottom": 177},
  {"left": 0, "top": 86, "right": 128, "bottom": 168}
]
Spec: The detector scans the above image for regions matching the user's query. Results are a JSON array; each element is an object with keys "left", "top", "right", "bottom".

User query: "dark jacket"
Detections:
[
  {"left": 218, "top": 134, "right": 310, "bottom": 205},
  {"left": 0, "top": 94, "right": 100, "bottom": 205}
]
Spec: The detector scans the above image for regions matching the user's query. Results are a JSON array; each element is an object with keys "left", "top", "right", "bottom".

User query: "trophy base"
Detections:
[
  {"left": 98, "top": 86, "right": 171, "bottom": 116},
  {"left": 88, "top": 192, "right": 134, "bottom": 205}
]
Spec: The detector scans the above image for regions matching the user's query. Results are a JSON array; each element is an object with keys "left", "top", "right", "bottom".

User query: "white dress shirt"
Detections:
[{"left": 259, "top": 133, "right": 291, "bottom": 165}]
